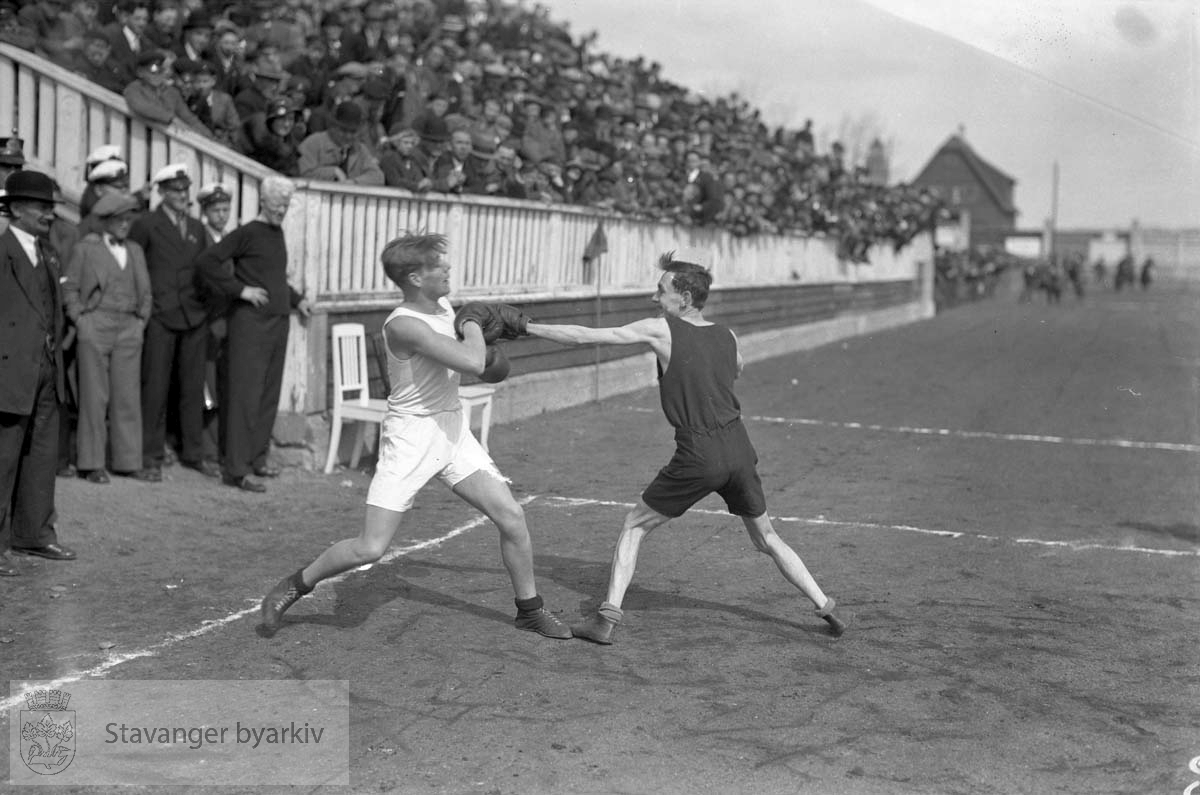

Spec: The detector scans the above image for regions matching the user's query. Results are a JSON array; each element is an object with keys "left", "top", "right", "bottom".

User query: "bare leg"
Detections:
[
  {"left": 572, "top": 499, "right": 672, "bottom": 644},
  {"left": 302, "top": 505, "right": 405, "bottom": 585},
  {"left": 262, "top": 505, "right": 404, "bottom": 633},
  {"left": 453, "top": 470, "right": 571, "bottom": 638},
  {"left": 452, "top": 469, "right": 535, "bottom": 599},
  {"left": 603, "top": 499, "right": 672, "bottom": 609},
  {"left": 743, "top": 512, "right": 846, "bottom": 635},
  {"left": 741, "top": 512, "right": 828, "bottom": 607}
]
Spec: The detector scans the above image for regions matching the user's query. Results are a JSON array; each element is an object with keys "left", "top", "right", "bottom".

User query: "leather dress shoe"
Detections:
[
  {"left": 84, "top": 469, "right": 110, "bottom": 484},
  {"left": 0, "top": 554, "right": 18, "bottom": 577},
  {"left": 57, "top": 463, "right": 77, "bottom": 478},
  {"left": 183, "top": 459, "right": 222, "bottom": 478},
  {"left": 253, "top": 464, "right": 281, "bottom": 478},
  {"left": 223, "top": 475, "right": 267, "bottom": 493},
  {"left": 12, "top": 543, "right": 77, "bottom": 561}
]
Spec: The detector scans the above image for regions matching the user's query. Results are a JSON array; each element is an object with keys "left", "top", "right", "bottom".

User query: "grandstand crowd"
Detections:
[{"left": 4, "top": 0, "right": 945, "bottom": 260}]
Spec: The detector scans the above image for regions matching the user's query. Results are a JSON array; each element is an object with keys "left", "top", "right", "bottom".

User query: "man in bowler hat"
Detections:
[{"left": 0, "top": 170, "right": 80, "bottom": 575}]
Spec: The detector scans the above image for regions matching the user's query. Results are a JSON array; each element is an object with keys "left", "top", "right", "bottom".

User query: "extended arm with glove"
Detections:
[{"left": 454, "top": 302, "right": 533, "bottom": 343}]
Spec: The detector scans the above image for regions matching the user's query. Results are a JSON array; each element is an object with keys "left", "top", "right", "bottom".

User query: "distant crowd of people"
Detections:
[
  {"left": 5, "top": 0, "right": 944, "bottom": 257},
  {"left": 1019, "top": 252, "right": 1155, "bottom": 304}
]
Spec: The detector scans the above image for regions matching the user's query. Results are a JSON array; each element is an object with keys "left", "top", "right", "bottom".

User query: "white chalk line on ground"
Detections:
[
  {"left": 0, "top": 499, "right": 532, "bottom": 712},
  {"left": 623, "top": 406, "right": 1200, "bottom": 453},
  {"left": 541, "top": 496, "right": 1199, "bottom": 558},
  {"left": 6, "top": 490, "right": 1194, "bottom": 706}
]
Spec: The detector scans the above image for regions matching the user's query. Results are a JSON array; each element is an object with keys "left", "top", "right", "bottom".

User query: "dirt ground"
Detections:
[{"left": 3, "top": 275, "right": 1198, "bottom": 794}]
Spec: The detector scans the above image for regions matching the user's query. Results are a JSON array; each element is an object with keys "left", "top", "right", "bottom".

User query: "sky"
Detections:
[{"left": 537, "top": 0, "right": 1199, "bottom": 230}]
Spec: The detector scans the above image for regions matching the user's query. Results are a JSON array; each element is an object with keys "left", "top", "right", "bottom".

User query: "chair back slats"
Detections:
[{"left": 331, "top": 323, "right": 371, "bottom": 406}]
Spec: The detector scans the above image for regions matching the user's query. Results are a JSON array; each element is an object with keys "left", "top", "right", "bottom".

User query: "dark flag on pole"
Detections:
[{"left": 582, "top": 220, "right": 608, "bottom": 263}]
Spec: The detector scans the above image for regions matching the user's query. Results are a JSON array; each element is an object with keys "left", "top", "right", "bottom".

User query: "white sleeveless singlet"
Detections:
[{"left": 381, "top": 297, "right": 462, "bottom": 415}]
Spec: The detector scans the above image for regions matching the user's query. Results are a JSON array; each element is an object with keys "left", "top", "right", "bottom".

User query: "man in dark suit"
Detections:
[
  {"left": 128, "top": 163, "right": 218, "bottom": 481},
  {"left": 103, "top": 0, "right": 151, "bottom": 84},
  {"left": 0, "top": 171, "right": 79, "bottom": 575},
  {"left": 683, "top": 149, "right": 724, "bottom": 226}
]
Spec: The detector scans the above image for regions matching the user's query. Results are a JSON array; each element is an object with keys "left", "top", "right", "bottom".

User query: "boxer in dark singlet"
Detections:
[{"left": 527, "top": 251, "right": 847, "bottom": 643}]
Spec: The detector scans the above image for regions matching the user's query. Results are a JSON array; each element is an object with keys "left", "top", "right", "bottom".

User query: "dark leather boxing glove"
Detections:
[
  {"left": 454, "top": 302, "right": 505, "bottom": 343},
  {"left": 493, "top": 303, "right": 533, "bottom": 339},
  {"left": 480, "top": 344, "right": 510, "bottom": 383}
]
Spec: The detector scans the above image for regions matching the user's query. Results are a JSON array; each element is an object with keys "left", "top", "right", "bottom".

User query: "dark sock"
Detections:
[
  {"left": 514, "top": 594, "right": 543, "bottom": 613},
  {"left": 293, "top": 568, "right": 314, "bottom": 595}
]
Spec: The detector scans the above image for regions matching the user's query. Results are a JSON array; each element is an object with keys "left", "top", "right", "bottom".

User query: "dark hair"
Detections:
[
  {"left": 658, "top": 250, "right": 711, "bottom": 309},
  {"left": 380, "top": 231, "right": 446, "bottom": 289}
]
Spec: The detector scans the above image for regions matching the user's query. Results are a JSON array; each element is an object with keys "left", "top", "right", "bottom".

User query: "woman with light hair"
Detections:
[{"left": 194, "top": 177, "right": 311, "bottom": 493}]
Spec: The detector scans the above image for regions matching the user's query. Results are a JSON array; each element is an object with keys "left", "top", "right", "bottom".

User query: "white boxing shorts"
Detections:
[{"left": 366, "top": 409, "right": 502, "bottom": 513}]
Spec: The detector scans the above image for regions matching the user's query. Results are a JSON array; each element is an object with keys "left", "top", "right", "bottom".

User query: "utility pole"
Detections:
[{"left": 1049, "top": 160, "right": 1060, "bottom": 264}]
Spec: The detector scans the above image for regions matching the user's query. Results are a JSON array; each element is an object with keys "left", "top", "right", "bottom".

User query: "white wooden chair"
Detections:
[
  {"left": 324, "top": 323, "right": 499, "bottom": 474},
  {"left": 324, "top": 323, "right": 388, "bottom": 474}
]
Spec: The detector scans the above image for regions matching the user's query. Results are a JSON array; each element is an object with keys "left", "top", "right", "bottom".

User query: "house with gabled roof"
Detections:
[{"left": 912, "top": 130, "right": 1018, "bottom": 249}]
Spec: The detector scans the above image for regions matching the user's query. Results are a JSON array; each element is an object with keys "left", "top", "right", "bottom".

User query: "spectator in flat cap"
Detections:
[
  {"left": 189, "top": 59, "right": 244, "bottom": 151},
  {"left": 128, "top": 163, "right": 217, "bottom": 481},
  {"left": 286, "top": 35, "right": 331, "bottom": 96},
  {"left": 0, "top": 3, "right": 37, "bottom": 51},
  {"left": 69, "top": 29, "right": 124, "bottom": 93},
  {"left": 171, "top": 55, "right": 200, "bottom": 101},
  {"left": 430, "top": 129, "right": 487, "bottom": 194},
  {"left": 245, "top": 98, "right": 303, "bottom": 176},
  {"left": 62, "top": 192, "right": 152, "bottom": 484},
  {"left": 483, "top": 141, "right": 527, "bottom": 200},
  {"left": 683, "top": 149, "right": 724, "bottom": 226},
  {"left": 175, "top": 11, "right": 211, "bottom": 62},
  {"left": 464, "top": 97, "right": 506, "bottom": 156},
  {"left": 359, "top": 74, "right": 395, "bottom": 155},
  {"left": 306, "top": 61, "right": 367, "bottom": 134},
  {"left": 102, "top": 0, "right": 152, "bottom": 83},
  {"left": 77, "top": 158, "right": 147, "bottom": 238},
  {"left": 242, "top": 0, "right": 303, "bottom": 66},
  {"left": 22, "top": 0, "right": 76, "bottom": 65},
  {"left": 124, "top": 49, "right": 214, "bottom": 138},
  {"left": 233, "top": 58, "right": 287, "bottom": 122},
  {"left": 144, "top": 0, "right": 181, "bottom": 53},
  {"left": 297, "top": 101, "right": 384, "bottom": 185},
  {"left": 208, "top": 21, "right": 248, "bottom": 97},
  {"left": 378, "top": 127, "right": 431, "bottom": 191},
  {"left": 316, "top": 14, "right": 344, "bottom": 66},
  {"left": 341, "top": 1, "right": 392, "bottom": 63},
  {"left": 519, "top": 98, "right": 565, "bottom": 166}
]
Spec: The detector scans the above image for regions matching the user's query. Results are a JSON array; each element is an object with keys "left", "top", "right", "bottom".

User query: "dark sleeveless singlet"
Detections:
[
  {"left": 657, "top": 314, "right": 741, "bottom": 434},
  {"left": 641, "top": 315, "right": 767, "bottom": 518}
]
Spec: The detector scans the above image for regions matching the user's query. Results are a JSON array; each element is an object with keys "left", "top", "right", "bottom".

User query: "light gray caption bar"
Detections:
[{"left": 9, "top": 680, "right": 349, "bottom": 786}]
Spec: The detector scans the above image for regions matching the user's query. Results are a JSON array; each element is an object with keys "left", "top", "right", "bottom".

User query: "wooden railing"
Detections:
[
  {"left": 0, "top": 41, "right": 273, "bottom": 223},
  {"left": 283, "top": 180, "right": 923, "bottom": 310}
]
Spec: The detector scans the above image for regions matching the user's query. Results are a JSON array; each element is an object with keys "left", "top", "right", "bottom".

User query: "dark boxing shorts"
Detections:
[{"left": 641, "top": 419, "right": 767, "bottom": 519}]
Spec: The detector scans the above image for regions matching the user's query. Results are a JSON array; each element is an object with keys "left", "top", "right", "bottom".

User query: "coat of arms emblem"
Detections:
[{"left": 19, "top": 689, "right": 75, "bottom": 774}]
